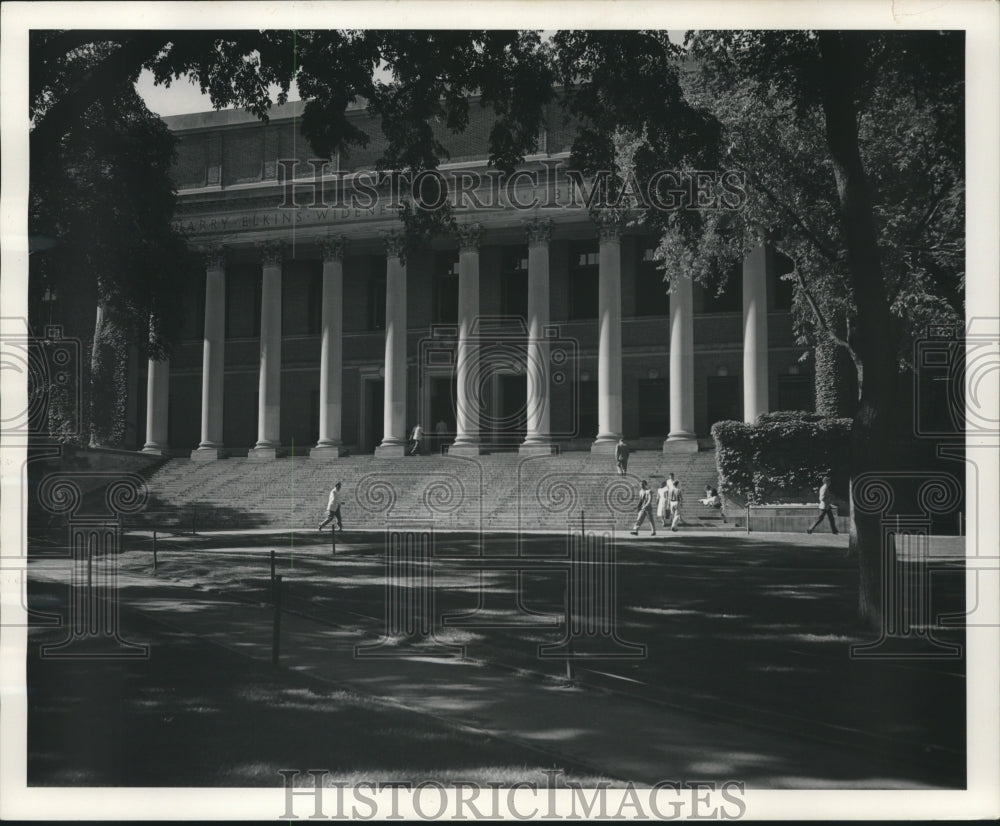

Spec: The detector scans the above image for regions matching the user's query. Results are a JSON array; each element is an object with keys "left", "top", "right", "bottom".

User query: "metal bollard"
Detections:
[
  {"left": 192, "top": 507, "right": 197, "bottom": 536},
  {"left": 270, "top": 549, "right": 276, "bottom": 582},
  {"left": 331, "top": 524, "right": 336, "bottom": 556},
  {"left": 958, "top": 511, "right": 963, "bottom": 537},
  {"left": 272, "top": 575, "right": 282, "bottom": 666},
  {"left": 153, "top": 530, "right": 158, "bottom": 572},
  {"left": 746, "top": 505, "right": 751, "bottom": 534}
]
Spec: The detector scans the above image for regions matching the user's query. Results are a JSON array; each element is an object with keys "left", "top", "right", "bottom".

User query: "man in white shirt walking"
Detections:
[
  {"left": 409, "top": 423, "right": 423, "bottom": 456},
  {"left": 318, "top": 482, "right": 344, "bottom": 531},
  {"left": 806, "top": 476, "right": 839, "bottom": 535}
]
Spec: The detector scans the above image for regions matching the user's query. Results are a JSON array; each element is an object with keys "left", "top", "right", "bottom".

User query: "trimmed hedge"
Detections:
[{"left": 712, "top": 412, "right": 853, "bottom": 505}]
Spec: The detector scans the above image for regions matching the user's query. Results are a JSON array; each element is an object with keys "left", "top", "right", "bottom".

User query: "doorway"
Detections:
[
  {"left": 362, "top": 379, "right": 384, "bottom": 453},
  {"left": 706, "top": 375, "right": 743, "bottom": 431},
  {"left": 495, "top": 373, "right": 528, "bottom": 447}
]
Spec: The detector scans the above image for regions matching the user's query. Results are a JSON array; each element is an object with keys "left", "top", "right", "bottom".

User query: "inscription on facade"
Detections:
[{"left": 172, "top": 204, "right": 399, "bottom": 235}]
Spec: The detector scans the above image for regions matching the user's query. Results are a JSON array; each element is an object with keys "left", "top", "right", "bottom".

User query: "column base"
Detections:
[
  {"left": 191, "top": 447, "right": 228, "bottom": 461},
  {"left": 663, "top": 435, "right": 699, "bottom": 454},
  {"left": 374, "top": 441, "right": 409, "bottom": 457},
  {"left": 448, "top": 444, "right": 488, "bottom": 456},
  {"left": 590, "top": 437, "right": 621, "bottom": 455},
  {"left": 311, "top": 444, "right": 349, "bottom": 458},
  {"left": 141, "top": 444, "right": 170, "bottom": 457},
  {"left": 519, "top": 442, "right": 558, "bottom": 455},
  {"left": 248, "top": 445, "right": 287, "bottom": 460}
]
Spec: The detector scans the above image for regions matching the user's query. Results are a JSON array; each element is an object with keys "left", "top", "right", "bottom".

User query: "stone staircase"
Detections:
[{"left": 134, "top": 449, "right": 733, "bottom": 533}]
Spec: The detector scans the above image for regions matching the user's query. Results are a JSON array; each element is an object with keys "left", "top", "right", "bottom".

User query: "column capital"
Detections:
[
  {"left": 320, "top": 235, "right": 349, "bottom": 262},
  {"left": 456, "top": 222, "right": 484, "bottom": 253},
  {"left": 382, "top": 231, "right": 407, "bottom": 262},
  {"left": 524, "top": 217, "right": 553, "bottom": 248},
  {"left": 200, "top": 244, "right": 227, "bottom": 270},
  {"left": 594, "top": 210, "right": 626, "bottom": 242},
  {"left": 256, "top": 240, "right": 285, "bottom": 267}
]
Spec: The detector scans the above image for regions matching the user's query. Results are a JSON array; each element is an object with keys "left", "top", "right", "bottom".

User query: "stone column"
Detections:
[
  {"left": 375, "top": 233, "right": 409, "bottom": 456},
  {"left": 664, "top": 271, "right": 697, "bottom": 452},
  {"left": 591, "top": 214, "right": 623, "bottom": 453},
  {"left": 141, "top": 351, "right": 170, "bottom": 455},
  {"left": 521, "top": 218, "right": 556, "bottom": 454},
  {"left": 193, "top": 247, "right": 228, "bottom": 460},
  {"left": 743, "top": 241, "right": 770, "bottom": 423},
  {"left": 250, "top": 241, "right": 285, "bottom": 459},
  {"left": 313, "top": 236, "right": 349, "bottom": 458},
  {"left": 451, "top": 223, "right": 486, "bottom": 455}
]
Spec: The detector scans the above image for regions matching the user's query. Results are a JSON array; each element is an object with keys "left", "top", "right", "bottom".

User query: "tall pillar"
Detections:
[
  {"left": 743, "top": 241, "right": 770, "bottom": 423},
  {"left": 521, "top": 218, "right": 556, "bottom": 454},
  {"left": 375, "top": 233, "right": 409, "bottom": 456},
  {"left": 142, "top": 353, "right": 170, "bottom": 455},
  {"left": 313, "top": 236, "right": 349, "bottom": 458},
  {"left": 250, "top": 241, "right": 285, "bottom": 459},
  {"left": 591, "top": 214, "right": 623, "bottom": 453},
  {"left": 193, "top": 247, "right": 227, "bottom": 460},
  {"left": 451, "top": 223, "right": 486, "bottom": 455},
  {"left": 664, "top": 270, "right": 697, "bottom": 452}
]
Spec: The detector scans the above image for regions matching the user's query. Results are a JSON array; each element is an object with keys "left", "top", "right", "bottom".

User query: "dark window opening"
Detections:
[
  {"left": 307, "top": 271, "right": 323, "bottom": 335},
  {"left": 433, "top": 251, "right": 459, "bottom": 324},
  {"left": 368, "top": 259, "right": 386, "bottom": 331},
  {"left": 501, "top": 247, "right": 529, "bottom": 321},
  {"left": 569, "top": 243, "right": 599, "bottom": 320}
]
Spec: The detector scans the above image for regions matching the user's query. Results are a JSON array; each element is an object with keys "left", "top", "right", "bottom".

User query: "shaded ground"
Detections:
[
  {"left": 27, "top": 530, "right": 966, "bottom": 789},
  {"left": 26, "top": 580, "right": 611, "bottom": 787}
]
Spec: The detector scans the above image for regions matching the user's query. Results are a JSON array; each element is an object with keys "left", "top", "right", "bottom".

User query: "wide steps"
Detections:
[{"left": 135, "top": 450, "right": 724, "bottom": 532}]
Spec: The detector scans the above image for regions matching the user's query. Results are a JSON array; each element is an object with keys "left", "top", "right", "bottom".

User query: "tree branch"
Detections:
[
  {"left": 727, "top": 149, "right": 842, "bottom": 264},
  {"left": 30, "top": 32, "right": 172, "bottom": 158}
]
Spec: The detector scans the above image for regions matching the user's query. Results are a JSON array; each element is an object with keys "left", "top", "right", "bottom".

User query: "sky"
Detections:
[
  {"left": 135, "top": 70, "right": 300, "bottom": 117},
  {"left": 134, "top": 31, "right": 685, "bottom": 117}
]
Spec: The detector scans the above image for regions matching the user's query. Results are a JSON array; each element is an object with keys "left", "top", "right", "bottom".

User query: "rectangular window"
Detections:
[
  {"left": 433, "top": 251, "right": 460, "bottom": 324},
  {"left": 501, "top": 246, "right": 529, "bottom": 321},
  {"left": 635, "top": 246, "right": 671, "bottom": 317},
  {"left": 569, "top": 243, "right": 599, "bottom": 320},
  {"left": 368, "top": 258, "right": 387, "bottom": 332}
]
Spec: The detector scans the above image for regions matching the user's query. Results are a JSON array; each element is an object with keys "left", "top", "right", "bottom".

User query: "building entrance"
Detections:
[{"left": 363, "top": 379, "right": 384, "bottom": 453}]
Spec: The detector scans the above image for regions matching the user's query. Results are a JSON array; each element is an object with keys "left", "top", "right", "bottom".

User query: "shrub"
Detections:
[{"left": 712, "top": 412, "right": 852, "bottom": 505}]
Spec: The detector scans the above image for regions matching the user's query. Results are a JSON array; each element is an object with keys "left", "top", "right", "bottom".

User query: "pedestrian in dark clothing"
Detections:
[{"left": 615, "top": 438, "right": 630, "bottom": 477}]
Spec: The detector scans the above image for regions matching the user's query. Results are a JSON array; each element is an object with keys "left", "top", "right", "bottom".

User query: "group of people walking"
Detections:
[{"left": 631, "top": 474, "right": 687, "bottom": 535}]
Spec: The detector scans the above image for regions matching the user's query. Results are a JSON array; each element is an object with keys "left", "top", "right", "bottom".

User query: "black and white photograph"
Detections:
[{"left": 1, "top": 1, "right": 998, "bottom": 820}]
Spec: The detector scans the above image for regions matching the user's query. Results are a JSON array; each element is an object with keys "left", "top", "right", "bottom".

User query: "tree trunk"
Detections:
[
  {"left": 817, "top": 33, "right": 900, "bottom": 632},
  {"left": 89, "top": 302, "right": 128, "bottom": 448},
  {"left": 814, "top": 339, "right": 858, "bottom": 418}
]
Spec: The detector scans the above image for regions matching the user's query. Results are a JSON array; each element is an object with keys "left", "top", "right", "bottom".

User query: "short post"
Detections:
[
  {"left": 272, "top": 575, "right": 282, "bottom": 666},
  {"left": 746, "top": 505, "right": 751, "bottom": 534},
  {"left": 153, "top": 530, "right": 158, "bottom": 572},
  {"left": 270, "top": 549, "right": 276, "bottom": 582},
  {"left": 191, "top": 507, "right": 197, "bottom": 536},
  {"left": 958, "top": 511, "right": 963, "bottom": 537},
  {"left": 331, "top": 524, "right": 336, "bottom": 556}
]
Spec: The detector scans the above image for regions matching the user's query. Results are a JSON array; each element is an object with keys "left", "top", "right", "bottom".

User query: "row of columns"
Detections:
[{"left": 143, "top": 223, "right": 773, "bottom": 458}]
